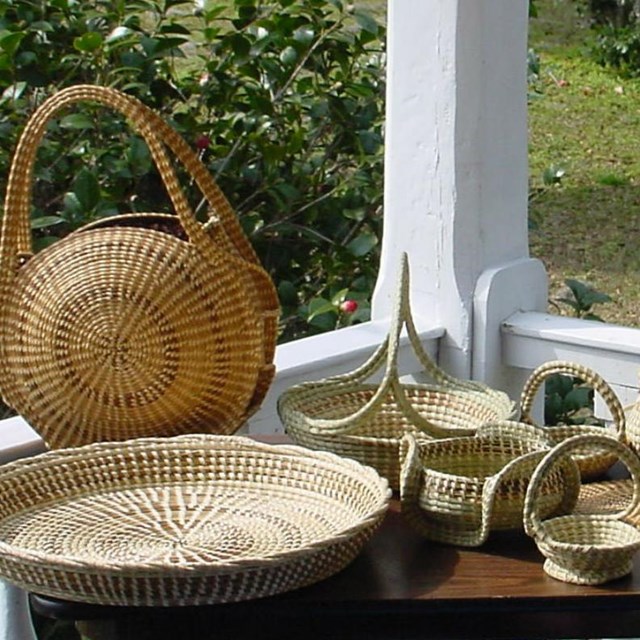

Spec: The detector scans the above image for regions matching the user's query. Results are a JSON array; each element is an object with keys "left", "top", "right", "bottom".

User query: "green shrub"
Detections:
[{"left": 0, "top": 0, "right": 386, "bottom": 342}]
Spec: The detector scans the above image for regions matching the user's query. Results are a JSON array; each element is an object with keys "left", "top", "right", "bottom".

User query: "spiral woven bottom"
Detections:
[{"left": 0, "top": 435, "right": 390, "bottom": 606}]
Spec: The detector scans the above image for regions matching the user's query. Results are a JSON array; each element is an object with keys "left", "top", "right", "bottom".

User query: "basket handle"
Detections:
[
  {"left": 294, "top": 253, "right": 511, "bottom": 437},
  {"left": 519, "top": 360, "right": 626, "bottom": 439},
  {"left": 523, "top": 434, "right": 640, "bottom": 543},
  {"left": 1, "top": 84, "right": 260, "bottom": 268}
]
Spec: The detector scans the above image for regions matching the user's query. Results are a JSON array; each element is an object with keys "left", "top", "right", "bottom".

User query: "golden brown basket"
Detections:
[
  {"left": 0, "top": 85, "right": 279, "bottom": 449},
  {"left": 524, "top": 434, "right": 640, "bottom": 585},
  {"left": 278, "top": 254, "right": 516, "bottom": 491},
  {"left": 519, "top": 360, "right": 626, "bottom": 480},
  {"left": 398, "top": 421, "right": 580, "bottom": 546},
  {"left": 0, "top": 435, "right": 390, "bottom": 606}
]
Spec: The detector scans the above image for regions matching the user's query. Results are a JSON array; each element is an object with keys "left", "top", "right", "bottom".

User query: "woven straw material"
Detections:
[
  {"left": 519, "top": 360, "right": 627, "bottom": 480},
  {"left": 625, "top": 390, "right": 640, "bottom": 456},
  {"left": 278, "top": 253, "right": 515, "bottom": 491},
  {"left": 0, "top": 85, "right": 279, "bottom": 448},
  {"left": 525, "top": 434, "right": 640, "bottom": 585},
  {"left": 399, "top": 422, "right": 580, "bottom": 547},
  {"left": 0, "top": 435, "right": 390, "bottom": 606}
]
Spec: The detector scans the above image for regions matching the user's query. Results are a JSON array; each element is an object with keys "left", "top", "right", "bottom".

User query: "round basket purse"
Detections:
[
  {"left": 277, "top": 253, "right": 516, "bottom": 491},
  {"left": 524, "top": 433, "right": 640, "bottom": 585},
  {"left": 519, "top": 360, "right": 626, "bottom": 480},
  {"left": 399, "top": 421, "right": 580, "bottom": 547},
  {"left": 0, "top": 435, "right": 390, "bottom": 606},
  {"left": 0, "top": 85, "right": 279, "bottom": 449}
]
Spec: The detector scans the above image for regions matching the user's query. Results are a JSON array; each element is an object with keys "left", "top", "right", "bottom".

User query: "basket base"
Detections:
[{"left": 543, "top": 557, "right": 633, "bottom": 585}]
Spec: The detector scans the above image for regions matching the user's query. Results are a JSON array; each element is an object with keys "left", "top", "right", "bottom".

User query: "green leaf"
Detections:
[
  {"left": 0, "top": 31, "right": 26, "bottom": 57},
  {"left": 353, "top": 10, "right": 379, "bottom": 34},
  {"left": 307, "top": 297, "right": 337, "bottom": 321},
  {"left": 331, "top": 288, "right": 349, "bottom": 306},
  {"left": 73, "top": 169, "right": 101, "bottom": 211},
  {"left": 59, "top": 114, "right": 94, "bottom": 130},
  {"left": 277, "top": 280, "right": 298, "bottom": 306},
  {"left": 0, "top": 81, "right": 26, "bottom": 103},
  {"left": 73, "top": 32, "right": 103, "bottom": 53},
  {"left": 563, "top": 387, "right": 592, "bottom": 413},
  {"left": 105, "top": 26, "right": 134, "bottom": 44},
  {"left": 30, "top": 216, "right": 65, "bottom": 230},
  {"left": 346, "top": 230, "right": 378, "bottom": 257},
  {"left": 280, "top": 45, "right": 298, "bottom": 66}
]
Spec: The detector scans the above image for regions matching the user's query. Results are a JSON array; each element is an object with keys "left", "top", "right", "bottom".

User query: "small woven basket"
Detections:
[
  {"left": 278, "top": 254, "right": 516, "bottom": 490},
  {"left": 398, "top": 421, "right": 580, "bottom": 547},
  {"left": 524, "top": 434, "right": 640, "bottom": 585},
  {"left": 625, "top": 379, "right": 640, "bottom": 456},
  {"left": 0, "top": 435, "right": 390, "bottom": 606},
  {"left": 519, "top": 360, "right": 626, "bottom": 480},
  {"left": 0, "top": 85, "right": 279, "bottom": 448}
]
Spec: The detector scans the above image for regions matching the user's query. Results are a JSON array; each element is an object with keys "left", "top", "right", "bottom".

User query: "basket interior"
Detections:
[
  {"left": 293, "top": 386, "right": 508, "bottom": 438},
  {"left": 0, "top": 437, "right": 389, "bottom": 568}
]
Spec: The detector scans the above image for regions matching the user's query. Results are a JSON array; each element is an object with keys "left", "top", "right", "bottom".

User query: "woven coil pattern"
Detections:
[
  {"left": 278, "top": 253, "right": 516, "bottom": 491},
  {"left": 0, "top": 435, "right": 390, "bottom": 606},
  {"left": 625, "top": 381, "right": 640, "bottom": 455},
  {"left": 399, "top": 421, "right": 580, "bottom": 547},
  {"left": 524, "top": 434, "right": 640, "bottom": 585},
  {"left": 0, "top": 85, "right": 279, "bottom": 448},
  {"left": 519, "top": 360, "right": 626, "bottom": 480}
]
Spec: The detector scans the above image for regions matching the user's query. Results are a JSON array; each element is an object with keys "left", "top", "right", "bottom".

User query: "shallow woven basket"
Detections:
[
  {"left": 524, "top": 434, "right": 640, "bottom": 585},
  {"left": 0, "top": 435, "right": 390, "bottom": 606},
  {"left": 0, "top": 85, "right": 279, "bottom": 449},
  {"left": 278, "top": 254, "right": 516, "bottom": 491},
  {"left": 399, "top": 421, "right": 580, "bottom": 547},
  {"left": 519, "top": 360, "right": 626, "bottom": 480}
]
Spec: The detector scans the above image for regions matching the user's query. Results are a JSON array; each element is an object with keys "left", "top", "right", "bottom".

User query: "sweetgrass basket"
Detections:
[
  {"left": 519, "top": 360, "right": 626, "bottom": 480},
  {"left": 524, "top": 434, "right": 640, "bottom": 585},
  {"left": 399, "top": 421, "right": 580, "bottom": 547},
  {"left": 0, "top": 435, "right": 390, "bottom": 606},
  {"left": 278, "top": 254, "right": 516, "bottom": 490},
  {"left": 0, "top": 85, "right": 279, "bottom": 449}
]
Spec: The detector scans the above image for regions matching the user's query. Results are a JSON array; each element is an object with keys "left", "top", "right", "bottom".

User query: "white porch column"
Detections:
[{"left": 374, "top": 0, "right": 547, "bottom": 395}]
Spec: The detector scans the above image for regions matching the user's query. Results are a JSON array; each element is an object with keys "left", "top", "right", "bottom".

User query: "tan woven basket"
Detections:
[
  {"left": 0, "top": 85, "right": 279, "bottom": 449},
  {"left": 278, "top": 253, "right": 516, "bottom": 491},
  {"left": 399, "top": 421, "right": 580, "bottom": 547},
  {"left": 519, "top": 360, "right": 626, "bottom": 480},
  {"left": 0, "top": 435, "right": 390, "bottom": 606},
  {"left": 524, "top": 434, "right": 640, "bottom": 585},
  {"left": 625, "top": 379, "right": 640, "bottom": 455}
]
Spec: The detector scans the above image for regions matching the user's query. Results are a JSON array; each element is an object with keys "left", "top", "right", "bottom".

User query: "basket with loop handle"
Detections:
[
  {"left": 524, "top": 434, "right": 640, "bottom": 585},
  {"left": 519, "top": 360, "right": 626, "bottom": 480},
  {"left": 278, "top": 253, "right": 516, "bottom": 491},
  {"left": 399, "top": 421, "right": 580, "bottom": 547},
  {"left": 0, "top": 85, "right": 279, "bottom": 449},
  {"left": 624, "top": 377, "right": 640, "bottom": 456}
]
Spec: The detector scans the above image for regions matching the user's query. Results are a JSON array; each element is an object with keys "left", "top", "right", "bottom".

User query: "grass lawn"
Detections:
[{"left": 528, "top": 0, "right": 640, "bottom": 326}]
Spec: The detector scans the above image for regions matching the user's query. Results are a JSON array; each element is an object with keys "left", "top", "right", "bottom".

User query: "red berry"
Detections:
[
  {"left": 195, "top": 135, "right": 211, "bottom": 151},
  {"left": 340, "top": 299, "right": 358, "bottom": 314}
]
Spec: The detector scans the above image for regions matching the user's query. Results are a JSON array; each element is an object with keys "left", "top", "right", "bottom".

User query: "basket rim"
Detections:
[{"left": 0, "top": 434, "right": 390, "bottom": 576}]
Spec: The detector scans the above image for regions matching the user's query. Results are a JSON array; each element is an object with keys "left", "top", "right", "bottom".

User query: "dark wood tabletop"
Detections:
[{"left": 30, "top": 498, "right": 640, "bottom": 640}]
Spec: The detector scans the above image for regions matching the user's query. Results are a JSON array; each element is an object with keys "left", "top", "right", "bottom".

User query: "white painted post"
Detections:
[{"left": 374, "top": 0, "right": 547, "bottom": 397}]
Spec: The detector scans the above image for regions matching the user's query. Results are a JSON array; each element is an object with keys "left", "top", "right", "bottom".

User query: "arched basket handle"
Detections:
[
  {"left": 519, "top": 360, "right": 626, "bottom": 439},
  {"left": 524, "top": 434, "right": 640, "bottom": 543},
  {"left": 1, "top": 84, "right": 263, "bottom": 270},
  {"left": 289, "top": 253, "right": 514, "bottom": 437}
]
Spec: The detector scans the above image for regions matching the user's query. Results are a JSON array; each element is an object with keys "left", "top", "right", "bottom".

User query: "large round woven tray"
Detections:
[{"left": 0, "top": 435, "right": 390, "bottom": 606}]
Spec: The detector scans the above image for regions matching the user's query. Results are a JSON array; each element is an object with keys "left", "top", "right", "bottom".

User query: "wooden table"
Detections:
[{"left": 30, "top": 499, "right": 640, "bottom": 640}]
